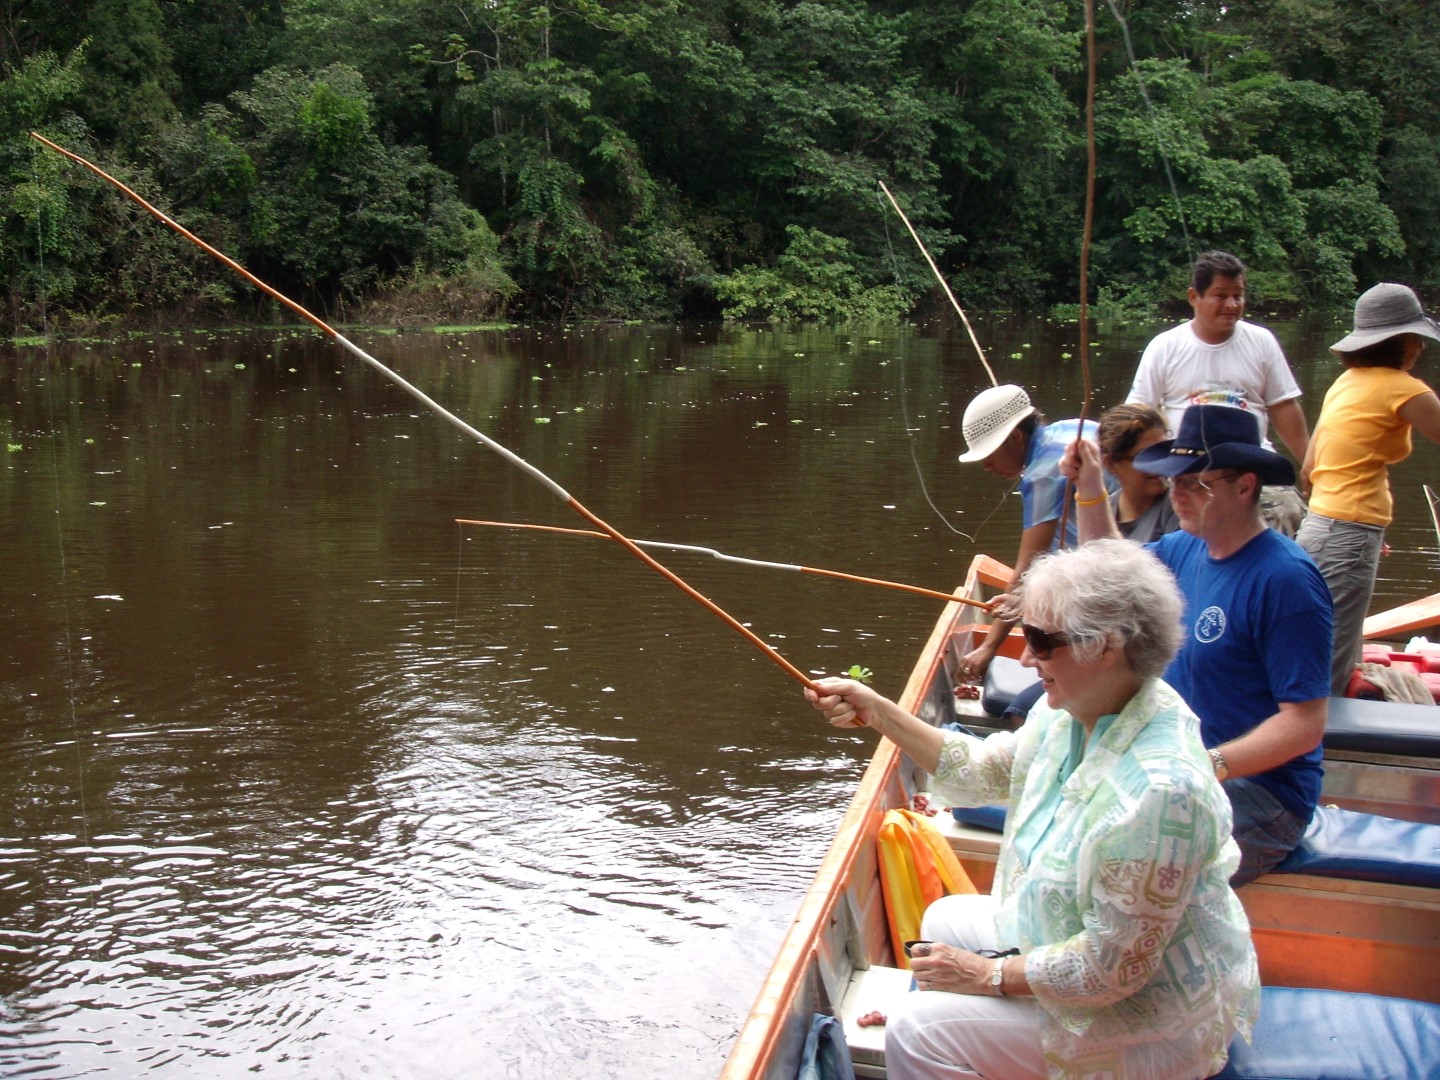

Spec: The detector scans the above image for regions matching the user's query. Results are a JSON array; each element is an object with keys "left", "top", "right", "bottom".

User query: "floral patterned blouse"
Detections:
[{"left": 933, "top": 679, "right": 1260, "bottom": 1080}]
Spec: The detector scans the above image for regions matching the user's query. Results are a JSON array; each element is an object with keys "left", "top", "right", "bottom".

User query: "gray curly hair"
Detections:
[{"left": 1004, "top": 539, "right": 1184, "bottom": 681}]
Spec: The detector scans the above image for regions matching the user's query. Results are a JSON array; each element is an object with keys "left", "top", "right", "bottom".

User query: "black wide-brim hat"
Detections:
[{"left": 1133, "top": 404, "right": 1296, "bottom": 487}]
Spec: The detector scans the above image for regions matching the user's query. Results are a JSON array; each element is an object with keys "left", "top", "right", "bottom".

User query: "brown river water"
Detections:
[{"left": 2, "top": 317, "right": 1436, "bottom": 1078}]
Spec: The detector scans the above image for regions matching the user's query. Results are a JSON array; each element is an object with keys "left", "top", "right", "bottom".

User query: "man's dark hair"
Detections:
[
  {"left": 1339, "top": 334, "right": 1413, "bottom": 369},
  {"left": 1191, "top": 251, "right": 1247, "bottom": 295}
]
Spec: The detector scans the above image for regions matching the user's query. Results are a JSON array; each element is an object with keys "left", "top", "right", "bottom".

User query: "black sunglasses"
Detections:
[{"left": 1021, "top": 623, "right": 1071, "bottom": 659}]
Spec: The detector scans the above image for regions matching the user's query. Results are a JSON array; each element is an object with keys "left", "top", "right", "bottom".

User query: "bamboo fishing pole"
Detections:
[
  {"left": 877, "top": 179, "right": 997, "bottom": 388},
  {"left": 30, "top": 130, "right": 827, "bottom": 693},
  {"left": 1056, "top": 0, "right": 1101, "bottom": 549},
  {"left": 456, "top": 519, "right": 995, "bottom": 611}
]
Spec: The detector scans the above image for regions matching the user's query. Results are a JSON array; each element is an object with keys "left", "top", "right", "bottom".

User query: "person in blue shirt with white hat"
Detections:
[{"left": 956, "top": 384, "right": 1110, "bottom": 683}]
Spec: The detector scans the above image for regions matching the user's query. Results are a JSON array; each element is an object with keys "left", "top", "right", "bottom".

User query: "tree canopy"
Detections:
[{"left": 3, "top": 0, "right": 1436, "bottom": 330}]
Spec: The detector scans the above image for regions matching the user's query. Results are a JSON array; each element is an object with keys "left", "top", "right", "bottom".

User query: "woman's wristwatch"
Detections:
[{"left": 990, "top": 957, "right": 1006, "bottom": 996}]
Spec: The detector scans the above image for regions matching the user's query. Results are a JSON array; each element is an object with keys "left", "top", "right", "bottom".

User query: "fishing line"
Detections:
[
  {"left": 898, "top": 361, "right": 976, "bottom": 542},
  {"left": 1101, "top": 0, "right": 1193, "bottom": 260},
  {"left": 33, "top": 148, "right": 92, "bottom": 855},
  {"left": 31, "top": 131, "right": 822, "bottom": 693},
  {"left": 1426, "top": 484, "right": 1440, "bottom": 554},
  {"left": 451, "top": 526, "right": 468, "bottom": 649},
  {"left": 877, "top": 189, "right": 974, "bottom": 540},
  {"left": 455, "top": 519, "right": 994, "bottom": 609}
]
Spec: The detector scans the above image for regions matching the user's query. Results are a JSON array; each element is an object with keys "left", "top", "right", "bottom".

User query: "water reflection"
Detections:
[{"left": 1, "top": 319, "right": 1436, "bottom": 1076}]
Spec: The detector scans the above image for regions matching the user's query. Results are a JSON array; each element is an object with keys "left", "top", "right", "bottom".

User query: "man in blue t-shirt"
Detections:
[
  {"left": 954, "top": 384, "right": 1112, "bottom": 683},
  {"left": 1066, "top": 404, "right": 1331, "bottom": 884}
]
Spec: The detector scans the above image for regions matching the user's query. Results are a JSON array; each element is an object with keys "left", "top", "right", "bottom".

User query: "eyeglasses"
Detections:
[
  {"left": 1169, "top": 470, "right": 1240, "bottom": 494},
  {"left": 1021, "top": 623, "right": 1071, "bottom": 659}
]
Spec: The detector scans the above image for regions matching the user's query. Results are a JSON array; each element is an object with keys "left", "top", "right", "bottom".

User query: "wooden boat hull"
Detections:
[{"left": 721, "top": 556, "right": 1440, "bottom": 1080}]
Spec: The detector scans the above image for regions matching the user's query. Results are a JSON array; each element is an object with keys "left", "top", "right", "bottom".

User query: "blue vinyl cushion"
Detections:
[
  {"left": 1273, "top": 805, "right": 1440, "bottom": 889},
  {"left": 980, "top": 655, "right": 1040, "bottom": 719},
  {"left": 949, "top": 804, "right": 1007, "bottom": 833},
  {"left": 1214, "top": 986, "right": 1440, "bottom": 1079},
  {"left": 1325, "top": 696, "right": 1440, "bottom": 761}
]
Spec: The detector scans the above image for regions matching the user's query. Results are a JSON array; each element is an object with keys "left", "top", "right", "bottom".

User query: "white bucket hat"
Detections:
[
  {"left": 1330, "top": 283, "right": 1440, "bottom": 353},
  {"left": 958, "top": 384, "right": 1035, "bottom": 463}
]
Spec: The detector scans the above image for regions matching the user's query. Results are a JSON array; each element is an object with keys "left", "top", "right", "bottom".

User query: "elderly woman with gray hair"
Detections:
[{"left": 807, "top": 540, "right": 1259, "bottom": 1080}]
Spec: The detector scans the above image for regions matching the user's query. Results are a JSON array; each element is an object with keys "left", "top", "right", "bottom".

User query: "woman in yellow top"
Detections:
[{"left": 1298, "top": 283, "right": 1440, "bottom": 694}]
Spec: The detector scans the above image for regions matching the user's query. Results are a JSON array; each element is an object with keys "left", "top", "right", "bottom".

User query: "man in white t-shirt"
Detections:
[{"left": 1127, "top": 251, "right": 1309, "bottom": 534}]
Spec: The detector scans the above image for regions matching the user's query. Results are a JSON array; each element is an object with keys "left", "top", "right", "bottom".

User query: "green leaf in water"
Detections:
[{"left": 846, "top": 664, "right": 874, "bottom": 684}]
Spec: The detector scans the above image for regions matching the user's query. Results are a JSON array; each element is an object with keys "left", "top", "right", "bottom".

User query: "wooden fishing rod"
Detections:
[
  {"left": 877, "top": 179, "right": 998, "bottom": 388},
  {"left": 30, "top": 130, "right": 826, "bottom": 693},
  {"left": 456, "top": 518, "right": 995, "bottom": 611},
  {"left": 1077, "top": 0, "right": 1098, "bottom": 429},
  {"left": 1056, "top": 0, "right": 1101, "bottom": 548}
]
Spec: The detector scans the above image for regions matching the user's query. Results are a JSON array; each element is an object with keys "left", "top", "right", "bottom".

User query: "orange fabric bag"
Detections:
[{"left": 876, "top": 808, "right": 977, "bottom": 969}]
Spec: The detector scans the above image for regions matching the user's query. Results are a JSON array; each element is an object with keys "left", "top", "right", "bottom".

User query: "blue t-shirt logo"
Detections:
[{"left": 1195, "top": 605, "right": 1227, "bottom": 643}]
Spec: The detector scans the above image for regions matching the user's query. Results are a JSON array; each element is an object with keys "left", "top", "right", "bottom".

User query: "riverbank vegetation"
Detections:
[{"left": 2, "top": 1, "right": 1436, "bottom": 332}]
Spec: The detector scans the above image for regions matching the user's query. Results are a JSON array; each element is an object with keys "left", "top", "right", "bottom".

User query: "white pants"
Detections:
[{"left": 884, "top": 894, "right": 1047, "bottom": 1079}]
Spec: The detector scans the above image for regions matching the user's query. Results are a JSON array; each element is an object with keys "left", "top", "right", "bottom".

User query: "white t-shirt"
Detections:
[{"left": 1126, "top": 319, "right": 1302, "bottom": 450}]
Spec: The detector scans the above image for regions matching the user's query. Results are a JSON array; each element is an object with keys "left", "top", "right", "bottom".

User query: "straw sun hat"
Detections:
[
  {"left": 1330, "top": 283, "right": 1440, "bottom": 353},
  {"left": 958, "top": 384, "right": 1036, "bottom": 463}
]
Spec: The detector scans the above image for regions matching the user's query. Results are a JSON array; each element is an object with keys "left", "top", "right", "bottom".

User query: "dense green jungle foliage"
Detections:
[{"left": 1, "top": 0, "right": 1436, "bottom": 330}]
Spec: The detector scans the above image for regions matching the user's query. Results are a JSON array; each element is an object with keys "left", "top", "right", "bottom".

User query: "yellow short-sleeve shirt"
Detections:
[{"left": 1308, "top": 365, "right": 1432, "bottom": 526}]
